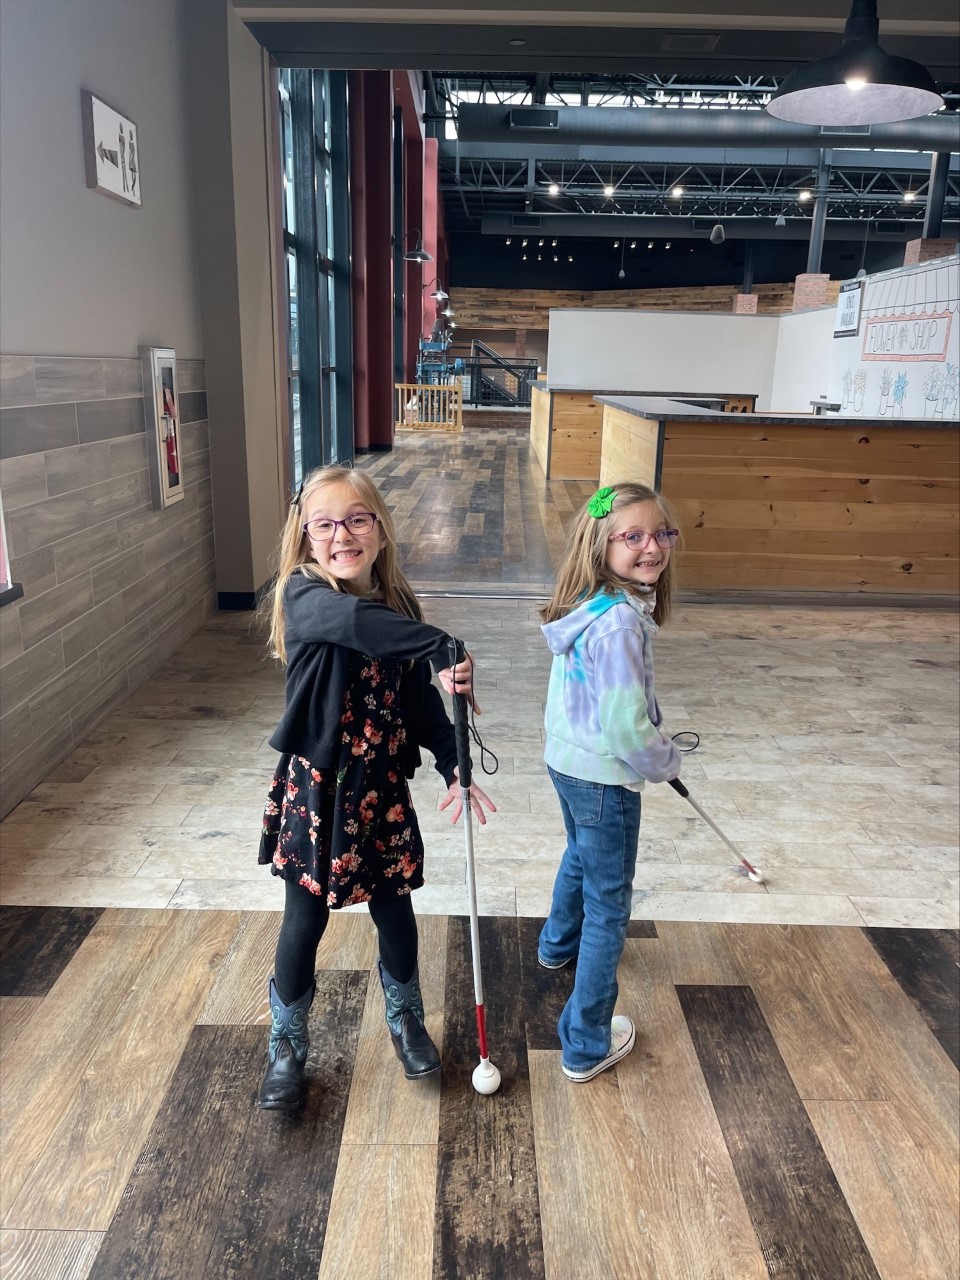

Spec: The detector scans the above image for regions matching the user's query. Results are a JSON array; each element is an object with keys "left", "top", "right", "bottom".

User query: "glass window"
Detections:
[{"left": 276, "top": 68, "right": 352, "bottom": 482}]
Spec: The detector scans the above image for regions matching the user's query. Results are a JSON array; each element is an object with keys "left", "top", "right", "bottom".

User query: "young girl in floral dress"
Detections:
[{"left": 257, "top": 465, "right": 494, "bottom": 1110}]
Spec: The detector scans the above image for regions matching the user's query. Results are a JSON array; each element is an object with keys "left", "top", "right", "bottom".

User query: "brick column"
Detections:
[
  {"left": 903, "top": 237, "right": 959, "bottom": 265},
  {"left": 515, "top": 328, "right": 527, "bottom": 356},
  {"left": 792, "top": 272, "right": 830, "bottom": 311},
  {"left": 733, "top": 293, "right": 758, "bottom": 314}
]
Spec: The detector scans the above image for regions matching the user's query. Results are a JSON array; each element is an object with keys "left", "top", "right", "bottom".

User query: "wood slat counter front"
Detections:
[
  {"left": 529, "top": 386, "right": 756, "bottom": 483},
  {"left": 596, "top": 396, "right": 960, "bottom": 597}
]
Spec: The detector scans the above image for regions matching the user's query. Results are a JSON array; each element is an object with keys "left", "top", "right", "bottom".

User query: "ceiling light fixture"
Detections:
[
  {"left": 775, "top": 212, "right": 787, "bottom": 227},
  {"left": 671, "top": 186, "right": 684, "bottom": 198},
  {"left": 798, "top": 189, "right": 812, "bottom": 202},
  {"left": 548, "top": 182, "right": 560, "bottom": 195},
  {"left": 400, "top": 229, "right": 432, "bottom": 263},
  {"left": 617, "top": 238, "right": 626, "bottom": 281},
  {"left": 765, "top": 0, "right": 944, "bottom": 125},
  {"left": 903, "top": 189, "right": 917, "bottom": 201},
  {"left": 422, "top": 275, "right": 448, "bottom": 301},
  {"left": 604, "top": 184, "right": 615, "bottom": 197}
]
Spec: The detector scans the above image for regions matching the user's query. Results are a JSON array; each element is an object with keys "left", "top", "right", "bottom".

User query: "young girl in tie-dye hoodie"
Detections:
[{"left": 537, "top": 482, "right": 682, "bottom": 1082}]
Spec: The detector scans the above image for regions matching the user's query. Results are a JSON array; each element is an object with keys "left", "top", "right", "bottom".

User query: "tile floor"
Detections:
[
  {"left": 1, "top": 593, "right": 957, "bottom": 929},
  {"left": 2, "top": 428, "right": 957, "bottom": 925}
]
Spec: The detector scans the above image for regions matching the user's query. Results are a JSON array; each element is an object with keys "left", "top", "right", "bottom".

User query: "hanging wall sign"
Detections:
[
  {"left": 81, "top": 90, "right": 141, "bottom": 207},
  {"left": 833, "top": 280, "right": 863, "bottom": 337}
]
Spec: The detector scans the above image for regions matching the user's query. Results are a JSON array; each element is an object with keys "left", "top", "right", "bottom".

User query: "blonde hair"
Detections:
[
  {"left": 541, "top": 482, "right": 680, "bottom": 627},
  {"left": 265, "top": 466, "right": 421, "bottom": 663}
]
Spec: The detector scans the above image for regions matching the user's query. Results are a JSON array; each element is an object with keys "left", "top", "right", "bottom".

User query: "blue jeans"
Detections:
[{"left": 538, "top": 768, "right": 642, "bottom": 1071}]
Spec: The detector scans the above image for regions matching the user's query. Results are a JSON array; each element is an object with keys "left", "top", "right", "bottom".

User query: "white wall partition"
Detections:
[
  {"left": 768, "top": 307, "right": 836, "bottom": 412},
  {"left": 546, "top": 309, "right": 781, "bottom": 408},
  {"left": 829, "top": 257, "right": 959, "bottom": 419}
]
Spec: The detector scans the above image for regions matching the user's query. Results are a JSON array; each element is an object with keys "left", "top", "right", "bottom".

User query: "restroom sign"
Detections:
[
  {"left": 861, "top": 311, "right": 952, "bottom": 361},
  {"left": 81, "top": 90, "right": 141, "bottom": 208}
]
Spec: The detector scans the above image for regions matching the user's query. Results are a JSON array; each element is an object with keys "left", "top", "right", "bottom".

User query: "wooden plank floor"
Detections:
[
  {"left": 359, "top": 428, "right": 596, "bottom": 586},
  {"left": 1, "top": 907, "right": 956, "bottom": 1279}
]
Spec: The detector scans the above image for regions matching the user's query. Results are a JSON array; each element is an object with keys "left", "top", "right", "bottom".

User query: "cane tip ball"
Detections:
[{"left": 472, "top": 1061, "right": 502, "bottom": 1095}]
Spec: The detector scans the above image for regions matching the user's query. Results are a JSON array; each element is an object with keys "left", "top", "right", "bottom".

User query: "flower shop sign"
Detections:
[{"left": 861, "top": 311, "right": 952, "bottom": 362}]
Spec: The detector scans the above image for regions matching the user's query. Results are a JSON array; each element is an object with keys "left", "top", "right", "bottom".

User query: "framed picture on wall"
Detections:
[
  {"left": 140, "top": 347, "right": 185, "bottom": 509},
  {"left": 81, "top": 91, "right": 141, "bottom": 207},
  {"left": 834, "top": 280, "right": 864, "bottom": 337}
]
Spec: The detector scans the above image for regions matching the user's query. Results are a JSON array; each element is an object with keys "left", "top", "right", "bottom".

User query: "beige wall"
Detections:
[
  {"left": 0, "top": 0, "right": 203, "bottom": 358},
  {"left": 186, "top": 0, "right": 284, "bottom": 597}
]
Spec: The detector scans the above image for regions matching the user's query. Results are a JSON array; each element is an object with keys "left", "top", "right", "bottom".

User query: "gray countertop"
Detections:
[{"left": 593, "top": 394, "right": 958, "bottom": 428}]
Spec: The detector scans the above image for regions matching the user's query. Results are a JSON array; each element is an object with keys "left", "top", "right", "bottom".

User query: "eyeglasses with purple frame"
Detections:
[
  {"left": 303, "top": 512, "right": 379, "bottom": 542},
  {"left": 608, "top": 528, "right": 679, "bottom": 551}
]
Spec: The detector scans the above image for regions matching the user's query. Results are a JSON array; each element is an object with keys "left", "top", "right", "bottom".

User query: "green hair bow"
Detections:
[{"left": 587, "top": 486, "right": 616, "bottom": 518}]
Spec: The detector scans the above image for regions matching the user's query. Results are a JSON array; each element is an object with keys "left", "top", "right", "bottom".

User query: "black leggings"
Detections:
[{"left": 273, "top": 877, "right": 419, "bottom": 1004}]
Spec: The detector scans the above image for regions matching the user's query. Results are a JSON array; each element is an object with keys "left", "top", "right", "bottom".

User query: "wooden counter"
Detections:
[
  {"left": 529, "top": 386, "right": 755, "bottom": 482},
  {"left": 529, "top": 386, "right": 602, "bottom": 481},
  {"left": 596, "top": 396, "right": 960, "bottom": 597}
]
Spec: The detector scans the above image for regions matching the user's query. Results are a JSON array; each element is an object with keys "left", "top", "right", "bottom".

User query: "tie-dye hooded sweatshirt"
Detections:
[{"left": 541, "top": 589, "right": 680, "bottom": 788}]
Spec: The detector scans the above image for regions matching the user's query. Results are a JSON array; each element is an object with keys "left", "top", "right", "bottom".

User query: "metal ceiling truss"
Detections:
[
  {"left": 431, "top": 71, "right": 960, "bottom": 125},
  {"left": 440, "top": 155, "right": 959, "bottom": 228}
]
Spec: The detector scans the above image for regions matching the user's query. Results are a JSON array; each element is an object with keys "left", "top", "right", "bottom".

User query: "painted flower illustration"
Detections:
[{"left": 893, "top": 372, "right": 908, "bottom": 404}]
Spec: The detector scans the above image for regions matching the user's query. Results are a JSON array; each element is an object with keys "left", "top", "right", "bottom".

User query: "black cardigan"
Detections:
[{"left": 268, "top": 572, "right": 461, "bottom": 787}]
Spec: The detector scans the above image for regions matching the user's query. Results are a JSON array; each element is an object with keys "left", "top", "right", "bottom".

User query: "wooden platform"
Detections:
[{"left": 1, "top": 906, "right": 956, "bottom": 1279}]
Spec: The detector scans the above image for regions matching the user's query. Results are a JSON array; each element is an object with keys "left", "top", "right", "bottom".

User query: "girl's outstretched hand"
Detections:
[
  {"left": 437, "top": 651, "right": 481, "bottom": 714},
  {"left": 438, "top": 770, "right": 497, "bottom": 826}
]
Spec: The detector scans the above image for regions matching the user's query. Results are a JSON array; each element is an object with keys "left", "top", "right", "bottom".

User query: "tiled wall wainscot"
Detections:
[{"left": 0, "top": 355, "right": 216, "bottom": 817}]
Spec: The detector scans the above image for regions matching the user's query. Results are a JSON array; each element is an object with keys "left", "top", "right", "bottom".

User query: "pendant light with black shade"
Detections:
[{"left": 766, "top": 0, "right": 944, "bottom": 126}]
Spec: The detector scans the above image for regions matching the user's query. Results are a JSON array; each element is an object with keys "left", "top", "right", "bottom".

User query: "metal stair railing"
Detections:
[{"left": 455, "top": 341, "right": 540, "bottom": 408}]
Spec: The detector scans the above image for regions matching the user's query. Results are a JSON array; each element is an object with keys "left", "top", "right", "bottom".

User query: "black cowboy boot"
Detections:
[
  {"left": 378, "top": 960, "right": 441, "bottom": 1079},
  {"left": 257, "top": 976, "right": 315, "bottom": 1110}
]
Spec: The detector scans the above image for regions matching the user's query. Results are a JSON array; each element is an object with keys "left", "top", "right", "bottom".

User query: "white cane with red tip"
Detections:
[{"left": 449, "top": 639, "right": 501, "bottom": 1095}]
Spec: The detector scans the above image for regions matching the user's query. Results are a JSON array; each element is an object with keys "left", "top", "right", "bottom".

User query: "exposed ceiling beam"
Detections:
[
  {"left": 479, "top": 212, "right": 958, "bottom": 239},
  {"left": 440, "top": 141, "right": 960, "bottom": 173}
]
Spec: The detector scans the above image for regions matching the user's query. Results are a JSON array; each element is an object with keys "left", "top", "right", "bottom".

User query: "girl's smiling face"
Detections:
[
  {"left": 605, "top": 499, "right": 673, "bottom": 588},
  {"left": 303, "top": 482, "right": 384, "bottom": 592}
]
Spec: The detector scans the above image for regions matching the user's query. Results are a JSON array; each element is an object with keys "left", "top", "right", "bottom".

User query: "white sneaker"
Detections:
[
  {"left": 537, "top": 951, "right": 574, "bottom": 970},
  {"left": 561, "top": 1016, "right": 636, "bottom": 1082}
]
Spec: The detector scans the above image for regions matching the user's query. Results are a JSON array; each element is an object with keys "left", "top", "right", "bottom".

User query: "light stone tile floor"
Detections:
[{"left": 0, "top": 596, "right": 957, "bottom": 929}]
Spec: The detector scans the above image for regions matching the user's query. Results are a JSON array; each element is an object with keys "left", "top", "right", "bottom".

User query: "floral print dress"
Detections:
[{"left": 258, "top": 653, "right": 424, "bottom": 907}]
